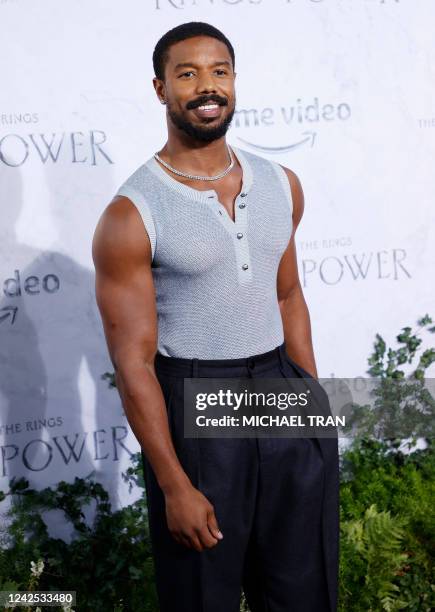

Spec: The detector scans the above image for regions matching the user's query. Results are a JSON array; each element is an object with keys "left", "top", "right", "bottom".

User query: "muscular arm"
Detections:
[
  {"left": 92, "top": 196, "right": 222, "bottom": 550},
  {"left": 276, "top": 169, "right": 318, "bottom": 379},
  {"left": 92, "top": 196, "right": 190, "bottom": 494}
]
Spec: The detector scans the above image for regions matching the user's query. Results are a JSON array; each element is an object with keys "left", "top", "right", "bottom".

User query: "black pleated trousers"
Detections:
[{"left": 141, "top": 341, "right": 339, "bottom": 612}]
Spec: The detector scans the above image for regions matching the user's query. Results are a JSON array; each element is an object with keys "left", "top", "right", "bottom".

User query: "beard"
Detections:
[{"left": 166, "top": 98, "right": 236, "bottom": 143}]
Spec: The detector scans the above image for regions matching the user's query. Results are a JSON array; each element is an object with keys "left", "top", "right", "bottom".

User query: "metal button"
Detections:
[
  {"left": 238, "top": 203, "right": 246, "bottom": 209},
  {"left": 237, "top": 232, "right": 243, "bottom": 239},
  {"left": 242, "top": 264, "right": 249, "bottom": 270}
]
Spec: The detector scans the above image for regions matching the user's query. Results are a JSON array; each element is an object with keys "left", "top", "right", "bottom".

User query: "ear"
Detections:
[{"left": 153, "top": 76, "right": 166, "bottom": 102}]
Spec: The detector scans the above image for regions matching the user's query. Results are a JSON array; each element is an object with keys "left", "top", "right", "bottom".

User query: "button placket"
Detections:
[
  {"left": 188, "top": 149, "right": 254, "bottom": 284},
  {"left": 233, "top": 193, "right": 252, "bottom": 284},
  {"left": 205, "top": 192, "right": 252, "bottom": 284},
  {"left": 203, "top": 190, "right": 252, "bottom": 284}
]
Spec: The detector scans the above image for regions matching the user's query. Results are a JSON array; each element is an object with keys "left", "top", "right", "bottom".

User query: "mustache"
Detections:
[{"left": 186, "top": 95, "right": 228, "bottom": 110}]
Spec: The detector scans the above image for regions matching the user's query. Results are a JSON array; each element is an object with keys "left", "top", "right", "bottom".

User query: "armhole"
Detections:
[
  {"left": 271, "top": 163, "right": 294, "bottom": 218},
  {"left": 115, "top": 185, "right": 157, "bottom": 261}
]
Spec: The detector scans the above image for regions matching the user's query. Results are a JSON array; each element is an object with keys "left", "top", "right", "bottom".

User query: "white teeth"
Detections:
[{"left": 198, "top": 104, "right": 218, "bottom": 110}]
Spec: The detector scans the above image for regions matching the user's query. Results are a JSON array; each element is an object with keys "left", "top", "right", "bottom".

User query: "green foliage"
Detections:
[
  {"left": 344, "top": 314, "right": 435, "bottom": 442},
  {"left": 338, "top": 315, "right": 435, "bottom": 612},
  {"left": 339, "top": 439, "right": 434, "bottom": 611},
  {"left": 0, "top": 455, "right": 158, "bottom": 611},
  {"left": 367, "top": 314, "right": 435, "bottom": 380},
  {"left": 340, "top": 504, "right": 408, "bottom": 611}
]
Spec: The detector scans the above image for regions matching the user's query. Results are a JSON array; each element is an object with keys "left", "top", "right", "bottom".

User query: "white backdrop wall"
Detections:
[{"left": 1, "top": 0, "right": 434, "bottom": 515}]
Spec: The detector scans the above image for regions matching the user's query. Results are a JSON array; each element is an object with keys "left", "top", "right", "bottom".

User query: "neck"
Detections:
[{"left": 158, "top": 137, "right": 231, "bottom": 176}]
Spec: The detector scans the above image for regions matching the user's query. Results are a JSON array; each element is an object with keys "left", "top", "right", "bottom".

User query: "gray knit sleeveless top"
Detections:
[{"left": 115, "top": 145, "right": 293, "bottom": 359}]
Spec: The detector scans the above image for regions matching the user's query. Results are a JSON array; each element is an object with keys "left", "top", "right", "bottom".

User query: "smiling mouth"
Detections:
[
  {"left": 191, "top": 103, "right": 223, "bottom": 119},
  {"left": 197, "top": 103, "right": 219, "bottom": 110}
]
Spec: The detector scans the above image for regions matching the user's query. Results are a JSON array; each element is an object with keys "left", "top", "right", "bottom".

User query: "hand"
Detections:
[{"left": 164, "top": 483, "right": 224, "bottom": 551}]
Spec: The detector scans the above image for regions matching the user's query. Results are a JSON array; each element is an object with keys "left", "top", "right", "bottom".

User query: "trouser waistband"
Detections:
[{"left": 154, "top": 341, "right": 288, "bottom": 377}]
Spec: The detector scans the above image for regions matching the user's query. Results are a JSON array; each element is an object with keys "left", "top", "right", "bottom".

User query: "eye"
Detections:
[
  {"left": 215, "top": 69, "right": 227, "bottom": 76},
  {"left": 179, "top": 71, "right": 194, "bottom": 78}
]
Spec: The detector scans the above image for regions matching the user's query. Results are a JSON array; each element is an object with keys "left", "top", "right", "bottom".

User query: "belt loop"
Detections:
[{"left": 191, "top": 358, "right": 199, "bottom": 378}]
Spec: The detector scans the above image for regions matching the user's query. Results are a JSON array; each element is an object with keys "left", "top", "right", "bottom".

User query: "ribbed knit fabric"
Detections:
[{"left": 115, "top": 145, "right": 293, "bottom": 359}]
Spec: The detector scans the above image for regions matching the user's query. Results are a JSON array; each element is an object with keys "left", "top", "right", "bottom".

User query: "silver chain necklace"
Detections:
[{"left": 154, "top": 145, "right": 235, "bottom": 181}]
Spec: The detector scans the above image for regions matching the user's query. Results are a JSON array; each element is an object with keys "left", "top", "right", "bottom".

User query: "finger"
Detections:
[
  {"left": 207, "top": 509, "right": 224, "bottom": 541},
  {"left": 180, "top": 533, "right": 194, "bottom": 549},
  {"left": 172, "top": 529, "right": 191, "bottom": 549},
  {"left": 188, "top": 532, "right": 204, "bottom": 552},
  {"left": 196, "top": 525, "right": 219, "bottom": 549}
]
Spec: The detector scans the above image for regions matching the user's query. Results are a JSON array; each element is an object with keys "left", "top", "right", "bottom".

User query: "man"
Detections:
[{"left": 92, "top": 21, "right": 339, "bottom": 612}]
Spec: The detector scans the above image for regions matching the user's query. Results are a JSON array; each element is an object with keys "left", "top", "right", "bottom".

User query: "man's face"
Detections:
[{"left": 156, "top": 36, "right": 236, "bottom": 143}]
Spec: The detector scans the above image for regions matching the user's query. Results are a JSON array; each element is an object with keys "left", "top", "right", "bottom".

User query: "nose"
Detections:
[{"left": 195, "top": 71, "right": 217, "bottom": 95}]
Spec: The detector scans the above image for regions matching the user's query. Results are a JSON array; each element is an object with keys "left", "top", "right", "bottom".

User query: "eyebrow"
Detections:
[{"left": 173, "top": 60, "right": 232, "bottom": 71}]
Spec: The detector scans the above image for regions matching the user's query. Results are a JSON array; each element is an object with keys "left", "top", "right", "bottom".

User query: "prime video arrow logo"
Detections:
[{"left": 237, "top": 131, "right": 316, "bottom": 153}]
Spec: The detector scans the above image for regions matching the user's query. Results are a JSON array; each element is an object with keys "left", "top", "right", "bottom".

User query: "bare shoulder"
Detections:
[
  {"left": 278, "top": 165, "right": 305, "bottom": 227},
  {"left": 92, "top": 196, "right": 152, "bottom": 273}
]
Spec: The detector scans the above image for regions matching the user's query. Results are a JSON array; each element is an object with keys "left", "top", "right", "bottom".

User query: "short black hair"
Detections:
[{"left": 152, "top": 21, "right": 235, "bottom": 82}]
